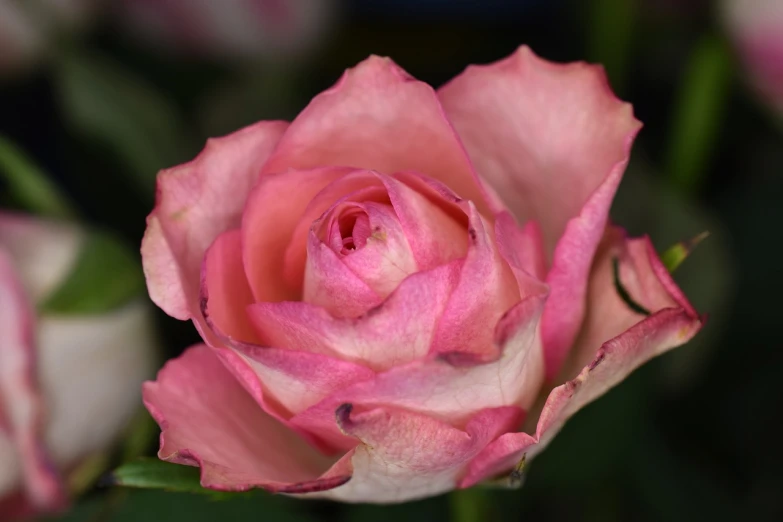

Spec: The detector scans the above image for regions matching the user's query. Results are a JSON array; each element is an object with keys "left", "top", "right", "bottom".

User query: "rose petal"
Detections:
[
  {"left": 141, "top": 120, "right": 287, "bottom": 320},
  {"left": 242, "top": 166, "right": 356, "bottom": 303},
  {"left": 0, "top": 249, "right": 63, "bottom": 510},
  {"left": 430, "top": 201, "right": 520, "bottom": 361},
  {"left": 261, "top": 55, "right": 494, "bottom": 215},
  {"left": 290, "top": 292, "right": 546, "bottom": 446},
  {"left": 36, "top": 300, "right": 157, "bottom": 470},
  {"left": 494, "top": 211, "right": 548, "bottom": 295},
  {"left": 315, "top": 201, "right": 417, "bottom": 297},
  {"left": 143, "top": 344, "right": 352, "bottom": 493},
  {"left": 303, "top": 230, "right": 384, "bottom": 317},
  {"left": 438, "top": 45, "right": 642, "bottom": 377},
  {"left": 310, "top": 404, "right": 521, "bottom": 503},
  {"left": 459, "top": 230, "right": 702, "bottom": 487},
  {"left": 230, "top": 342, "right": 375, "bottom": 420},
  {"left": 249, "top": 261, "right": 462, "bottom": 371},
  {"left": 0, "top": 213, "right": 83, "bottom": 303},
  {"left": 202, "top": 229, "right": 258, "bottom": 343}
]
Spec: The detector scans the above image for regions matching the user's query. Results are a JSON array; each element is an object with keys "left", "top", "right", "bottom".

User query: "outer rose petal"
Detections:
[
  {"left": 143, "top": 344, "right": 352, "bottom": 493},
  {"left": 459, "top": 229, "right": 703, "bottom": 487},
  {"left": 0, "top": 250, "right": 63, "bottom": 510},
  {"left": 438, "top": 46, "right": 642, "bottom": 378},
  {"left": 141, "top": 120, "right": 287, "bottom": 321},
  {"left": 310, "top": 404, "right": 521, "bottom": 503},
  {"left": 260, "top": 55, "right": 495, "bottom": 216}
]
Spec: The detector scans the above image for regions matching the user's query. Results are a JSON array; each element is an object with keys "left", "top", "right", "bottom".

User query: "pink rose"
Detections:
[
  {"left": 0, "top": 214, "right": 156, "bottom": 519},
  {"left": 723, "top": 0, "right": 783, "bottom": 117},
  {"left": 141, "top": 47, "right": 702, "bottom": 503}
]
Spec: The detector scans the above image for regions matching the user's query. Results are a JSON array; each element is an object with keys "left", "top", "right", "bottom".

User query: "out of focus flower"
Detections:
[
  {"left": 0, "top": 0, "right": 103, "bottom": 76},
  {"left": 0, "top": 213, "right": 156, "bottom": 519},
  {"left": 723, "top": 0, "right": 783, "bottom": 117},
  {"left": 115, "top": 0, "right": 338, "bottom": 62}
]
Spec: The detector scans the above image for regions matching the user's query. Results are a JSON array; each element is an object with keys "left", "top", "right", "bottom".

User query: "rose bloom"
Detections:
[
  {"left": 723, "top": 0, "right": 783, "bottom": 117},
  {"left": 142, "top": 47, "right": 703, "bottom": 503},
  {"left": 115, "top": 0, "right": 337, "bottom": 61},
  {"left": 0, "top": 214, "right": 156, "bottom": 519},
  {"left": 0, "top": 0, "right": 102, "bottom": 76}
]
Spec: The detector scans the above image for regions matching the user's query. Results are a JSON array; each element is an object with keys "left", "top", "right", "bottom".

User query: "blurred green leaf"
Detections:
[
  {"left": 450, "top": 487, "right": 489, "bottom": 522},
  {"left": 108, "top": 458, "right": 206, "bottom": 494},
  {"left": 0, "top": 135, "right": 76, "bottom": 219},
  {"left": 54, "top": 50, "right": 190, "bottom": 197},
  {"left": 665, "top": 35, "right": 733, "bottom": 195},
  {"left": 587, "top": 0, "right": 637, "bottom": 93},
  {"left": 121, "top": 409, "right": 160, "bottom": 462},
  {"left": 39, "top": 229, "right": 145, "bottom": 314}
]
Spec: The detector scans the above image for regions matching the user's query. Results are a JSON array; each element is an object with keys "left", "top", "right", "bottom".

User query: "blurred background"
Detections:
[{"left": 0, "top": 0, "right": 780, "bottom": 521}]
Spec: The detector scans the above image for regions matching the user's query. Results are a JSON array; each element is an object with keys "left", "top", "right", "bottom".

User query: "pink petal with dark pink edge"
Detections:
[
  {"left": 282, "top": 170, "right": 386, "bottom": 294},
  {"left": 142, "top": 344, "right": 353, "bottom": 493},
  {"left": 230, "top": 342, "right": 375, "bottom": 420},
  {"left": 458, "top": 229, "right": 702, "bottom": 487},
  {"left": 303, "top": 230, "right": 384, "bottom": 317},
  {"left": 241, "top": 166, "right": 356, "bottom": 303},
  {"left": 430, "top": 201, "right": 520, "bottom": 362},
  {"left": 202, "top": 229, "right": 259, "bottom": 343},
  {"left": 290, "top": 291, "right": 546, "bottom": 448},
  {"left": 141, "top": 120, "right": 287, "bottom": 321},
  {"left": 307, "top": 404, "right": 521, "bottom": 503},
  {"left": 494, "top": 211, "right": 548, "bottom": 295},
  {"left": 315, "top": 201, "right": 417, "bottom": 298},
  {"left": 249, "top": 261, "right": 462, "bottom": 371},
  {"left": 0, "top": 250, "right": 64, "bottom": 511},
  {"left": 260, "top": 55, "right": 496, "bottom": 215},
  {"left": 383, "top": 173, "right": 469, "bottom": 270},
  {"left": 438, "top": 46, "right": 642, "bottom": 378}
]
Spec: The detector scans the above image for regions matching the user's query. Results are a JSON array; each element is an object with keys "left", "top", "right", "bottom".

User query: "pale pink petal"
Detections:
[
  {"left": 230, "top": 342, "right": 375, "bottom": 420},
  {"left": 143, "top": 344, "right": 352, "bottom": 493},
  {"left": 202, "top": 229, "right": 259, "bottom": 343},
  {"left": 430, "top": 201, "right": 520, "bottom": 361},
  {"left": 384, "top": 173, "right": 469, "bottom": 270},
  {"left": 249, "top": 261, "right": 462, "bottom": 371},
  {"left": 291, "top": 292, "right": 546, "bottom": 447},
  {"left": 315, "top": 201, "right": 417, "bottom": 297},
  {"left": 261, "top": 56, "right": 495, "bottom": 215},
  {"left": 494, "top": 211, "right": 548, "bottom": 295},
  {"left": 310, "top": 404, "right": 521, "bottom": 503},
  {"left": 0, "top": 212, "right": 83, "bottom": 303},
  {"left": 459, "top": 230, "right": 702, "bottom": 487},
  {"left": 241, "top": 166, "right": 356, "bottom": 303},
  {"left": 439, "top": 46, "right": 642, "bottom": 377},
  {"left": 0, "top": 250, "right": 64, "bottom": 510},
  {"left": 303, "top": 230, "right": 383, "bottom": 317},
  {"left": 141, "top": 120, "right": 287, "bottom": 320}
]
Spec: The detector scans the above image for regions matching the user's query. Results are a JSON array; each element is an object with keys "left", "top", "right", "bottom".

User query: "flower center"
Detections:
[{"left": 337, "top": 208, "right": 372, "bottom": 254}]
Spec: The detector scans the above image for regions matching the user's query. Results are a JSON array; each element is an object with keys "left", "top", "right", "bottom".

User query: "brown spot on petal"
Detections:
[
  {"left": 588, "top": 350, "right": 606, "bottom": 371},
  {"left": 335, "top": 403, "right": 354, "bottom": 434}
]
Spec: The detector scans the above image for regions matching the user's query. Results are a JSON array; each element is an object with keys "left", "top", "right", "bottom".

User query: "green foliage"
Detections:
[
  {"left": 39, "top": 229, "right": 145, "bottom": 314},
  {"left": 0, "top": 136, "right": 76, "bottom": 219}
]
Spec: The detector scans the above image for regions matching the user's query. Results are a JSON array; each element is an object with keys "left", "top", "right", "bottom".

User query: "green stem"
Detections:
[{"left": 449, "top": 487, "right": 489, "bottom": 522}]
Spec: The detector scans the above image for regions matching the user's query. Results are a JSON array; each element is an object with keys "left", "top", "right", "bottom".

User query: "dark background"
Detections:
[{"left": 1, "top": 0, "right": 780, "bottom": 521}]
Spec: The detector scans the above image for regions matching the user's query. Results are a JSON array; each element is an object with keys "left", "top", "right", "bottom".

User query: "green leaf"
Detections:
[
  {"left": 39, "top": 230, "right": 145, "bottom": 314},
  {"left": 54, "top": 50, "right": 190, "bottom": 197},
  {"left": 665, "top": 35, "right": 733, "bottom": 195},
  {"left": 0, "top": 135, "right": 76, "bottom": 219},
  {"left": 660, "top": 231, "right": 709, "bottom": 273},
  {"left": 108, "top": 458, "right": 207, "bottom": 494},
  {"left": 587, "top": 0, "right": 638, "bottom": 94}
]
